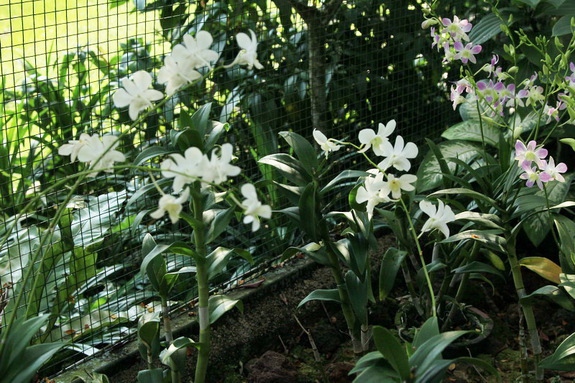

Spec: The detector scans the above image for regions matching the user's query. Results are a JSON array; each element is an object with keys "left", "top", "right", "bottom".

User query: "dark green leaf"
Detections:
[
  {"left": 379, "top": 247, "right": 407, "bottom": 301},
  {"left": 372, "top": 326, "right": 410, "bottom": 380},
  {"left": 206, "top": 247, "right": 234, "bottom": 280},
  {"left": 553, "top": 15, "right": 575, "bottom": 36},
  {"left": 540, "top": 332, "right": 575, "bottom": 370},
  {"left": 136, "top": 369, "right": 164, "bottom": 383},
  {"left": 205, "top": 207, "right": 235, "bottom": 244},
  {"left": 259, "top": 153, "right": 309, "bottom": 186},
  {"left": 279, "top": 131, "right": 318, "bottom": 175},
  {"left": 468, "top": 13, "right": 507, "bottom": 45},
  {"left": 417, "top": 141, "right": 480, "bottom": 193},
  {"left": 441, "top": 120, "right": 500, "bottom": 147},
  {"left": 208, "top": 295, "right": 243, "bottom": 324},
  {"left": 298, "top": 289, "right": 341, "bottom": 307},
  {"left": 345, "top": 271, "right": 368, "bottom": 325}
]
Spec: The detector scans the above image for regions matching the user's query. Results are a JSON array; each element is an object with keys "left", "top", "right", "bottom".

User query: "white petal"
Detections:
[
  {"left": 235, "top": 32, "right": 253, "bottom": 50},
  {"left": 358, "top": 129, "right": 376, "bottom": 145},
  {"left": 313, "top": 129, "right": 327, "bottom": 145},
  {"left": 419, "top": 200, "right": 436, "bottom": 217},
  {"left": 195, "top": 30, "right": 214, "bottom": 49},
  {"left": 241, "top": 183, "right": 257, "bottom": 199},
  {"left": 380, "top": 120, "right": 396, "bottom": 136},
  {"left": 403, "top": 142, "right": 419, "bottom": 158},
  {"left": 112, "top": 88, "right": 133, "bottom": 107},
  {"left": 132, "top": 70, "right": 153, "bottom": 91}
]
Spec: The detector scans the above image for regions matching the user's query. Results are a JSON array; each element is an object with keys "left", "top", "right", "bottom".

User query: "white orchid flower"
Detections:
[
  {"left": 157, "top": 56, "right": 202, "bottom": 96},
  {"left": 385, "top": 173, "right": 417, "bottom": 199},
  {"left": 358, "top": 120, "right": 396, "bottom": 155},
  {"left": 112, "top": 70, "right": 164, "bottom": 121},
  {"left": 378, "top": 135, "right": 418, "bottom": 172},
  {"left": 313, "top": 129, "right": 340, "bottom": 158},
  {"left": 171, "top": 30, "right": 220, "bottom": 69},
  {"left": 58, "top": 133, "right": 92, "bottom": 162},
  {"left": 231, "top": 30, "right": 263, "bottom": 70},
  {"left": 356, "top": 170, "right": 391, "bottom": 218},
  {"left": 150, "top": 188, "right": 190, "bottom": 224},
  {"left": 161, "top": 147, "right": 205, "bottom": 193},
  {"left": 74, "top": 134, "right": 126, "bottom": 176},
  {"left": 419, "top": 200, "right": 456, "bottom": 238},
  {"left": 240, "top": 183, "right": 272, "bottom": 231},
  {"left": 201, "top": 143, "right": 241, "bottom": 185}
]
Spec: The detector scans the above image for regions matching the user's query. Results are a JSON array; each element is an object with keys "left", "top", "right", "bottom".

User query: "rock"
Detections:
[
  {"left": 310, "top": 322, "right": 343, "bottom": 356},
  {"left": 246, "top": 351, "right": 298, "bottom": 383},
  {"left": 326, "top": 361, "right": 354, "bottom": 382}
]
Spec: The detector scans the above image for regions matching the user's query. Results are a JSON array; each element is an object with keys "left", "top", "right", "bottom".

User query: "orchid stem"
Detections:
[{"left": 400, "top": 199, "right": 437, "bottom": 317}]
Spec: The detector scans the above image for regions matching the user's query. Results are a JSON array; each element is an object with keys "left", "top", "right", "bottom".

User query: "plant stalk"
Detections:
[
  {"left": 323, "top": 239, "right": 362, "bottom": 353},
  {"left": 191, "top": 187, "right": 210, "bottom": 383},
  {"left": 507, "top": 238, "right": 543, "bottom": 381}
]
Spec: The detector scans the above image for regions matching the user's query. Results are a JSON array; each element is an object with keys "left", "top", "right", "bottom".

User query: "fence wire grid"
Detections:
[{"left": 0, "top": 0, "right": 461, "bottom": 376}]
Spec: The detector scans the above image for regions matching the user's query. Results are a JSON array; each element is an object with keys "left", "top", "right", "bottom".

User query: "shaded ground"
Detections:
[{"left": 70, "top": 235, "right": 575, "bottom": 383}]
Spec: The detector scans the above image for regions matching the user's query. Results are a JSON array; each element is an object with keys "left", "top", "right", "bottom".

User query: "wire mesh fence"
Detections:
[{"left": 0, "top": 0, "right": 459, "bottom": 376}]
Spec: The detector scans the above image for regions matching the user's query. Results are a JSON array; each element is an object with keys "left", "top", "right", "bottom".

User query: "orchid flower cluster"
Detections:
[
  {"left": 425, "top": 15, "right": 573, "bottom": 121},
  {"left": 313, "top": 121, "right": 456, "bottom": 239},
  {"left": 58, "top": 29, "right": 269, "bottom": 231},
  {"left": 112, "top": 29, "right": 262, "bottom": 121},
  {"left": 150, "top": 143, "right": 271, "bottom": 231},
  {"left": 423, "top": 16, "right": 482, "bottom": 65},
  {"left": 58, "top": 133, "right": 126, "bottom": 177},
  {"left": 515, "top": 140, "right": 567, "bottom": 190}
]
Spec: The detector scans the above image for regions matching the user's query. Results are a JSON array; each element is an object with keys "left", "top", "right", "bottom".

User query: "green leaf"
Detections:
[
  {"left": 553, "top": 15, "right": 575, "bottom": 36},
  {"left": 137, "top": 312, "right": 161, "bottom": 361},
  {"left": 414, "top": 359, "right": 453, "bottom": 383},
  {"left": 519, "top": 257, "right": 562, "bottom": 284},
  {"left": 372, "top": 326, "right": 410, "bottom": 380},
  {"left": 554, "top": 215, "right": 575, "bottom": 273},
  {"left": 171, "top": 127, "right": 203, "bottom": 152},
  {"left": 140, "top": 243, "right": 169, "bottom": 294},
  {"left": 208, "top": 295, "right": 243, "bottom": 324},
  {"left": 259, "top": 153, "right": 309, "bottom": 186},
  {"left": 1, "top": 314, "right": 50, "bottom": 371},
  {"left": 453, "top": 261, "right": 505, "bottom": 280},
  {"left": 409, "top": 331, "right": 468, "bottom": 376},
  {"left": 560, "top": 138, "right": 575, "bottom": 152},
  {"left": 205, "top": 121, "right": 229, "bottom": 150},
  {"left": 442, "top": 230, "right": 506, "bottom": 254},
  {"left": 160, "top": 336, "right": 200, "bottom": 372},
  {"left": 431, "top": 188, "right": 501, "bottom": 211},
  {"left": 299, "top": 183, "right": 320, "bottom": 242},
  {"left": 413, "top": 317, "right": 439, "bottom": 349},
  {"left": 345, "top": 271, "right": 369, "bottom": 325},
  {"left": 416, "top": 141, "right": 481, "bottom": 193},
  {"left": 468, "top": 13, "right": 507, "bottom": 45},
  {"left": 515, "top": 0, "right": 540, "bottom": 7},
  {"left": 520, "top": 285, "right": 575, "bottom": 311},
  {"left": 298, "top": 288, "right": 341, "bottom": 307},
  {"left": 133, "top": 146, "right": 174, "bottom": 166},
  {"left": 206, "top": 247, "right": 234, "bottom": 280},
  {"left": 190, "top": 103, "right": 212, "bottom": 138},
  {"left": 136, "top": 369, "right": 164, "bottom": 383},
  {"left": 3, "top": 343, "right": 64, "bottom": 383},
  {"left": 540, "top": 332, "right": 575, "bottom": 370},
  {"left": 205, "top": 207, "right": 235, "bottom": 244},
  {"left": 441, "top": 120, "right": 500, "bottom": 147},
  {"left": 521, "top": 174, "right": 573, "bottom": 246},
  {"left": 379, "top": 247, "right": 407, "bottom": 301},
  {"left": 454, "top": 211, "right": 503, "bottom": 229},
  {"left": 321, "top": 170, "right": 367, "bottom": 194},
  {"left": 279, "top": 131, "right": 318, "bottom": 175},
  {"left": 452, "top": 357, "right": 501, "bottom": 381}
]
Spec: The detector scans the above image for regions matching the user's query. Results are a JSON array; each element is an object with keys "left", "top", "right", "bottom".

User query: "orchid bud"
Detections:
[{"left": 421, "top": 19, "right": 438, "bottom": 29}]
